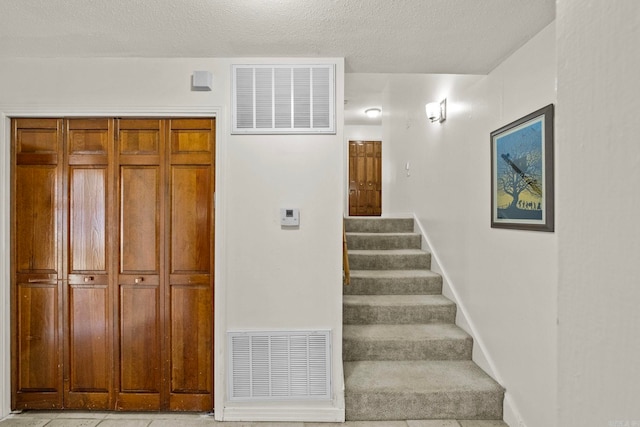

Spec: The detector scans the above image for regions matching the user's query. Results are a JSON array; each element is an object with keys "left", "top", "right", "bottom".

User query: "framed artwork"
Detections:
[{"left": 491, "top": 104, "right": 554, "bottom": 231}]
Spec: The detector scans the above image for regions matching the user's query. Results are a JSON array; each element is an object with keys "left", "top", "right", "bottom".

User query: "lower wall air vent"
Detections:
[{"left": 228, "top": 330, "right": 331, "bottom": 401}]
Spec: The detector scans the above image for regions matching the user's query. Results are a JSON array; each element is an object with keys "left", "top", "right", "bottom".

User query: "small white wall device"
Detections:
[
  {"left": 192, "top": 70, "right": 213, "bottom": 91},
  {"left": 280, "top": 208, "right": 300, "bottom": 227}
]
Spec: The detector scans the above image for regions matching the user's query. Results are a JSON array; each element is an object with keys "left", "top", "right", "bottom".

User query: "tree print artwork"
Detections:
[
  {"left": 495, "top": 119, "right": 544, "bottom": 221},
  {"left": 490, "top": 104, "right": 554, "bottom": 231}
]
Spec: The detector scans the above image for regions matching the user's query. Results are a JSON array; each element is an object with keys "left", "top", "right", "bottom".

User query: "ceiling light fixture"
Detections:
[
  {"left": 365, "top": 108, "right": 382, "bottom": 119},
  {"left": 426, "top": 99, "right": 447, "bottom": 123}
]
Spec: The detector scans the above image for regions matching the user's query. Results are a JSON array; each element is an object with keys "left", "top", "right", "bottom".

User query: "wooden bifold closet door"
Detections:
[{"left": 11, "top": 117, "right": 215, "bottom": 412}]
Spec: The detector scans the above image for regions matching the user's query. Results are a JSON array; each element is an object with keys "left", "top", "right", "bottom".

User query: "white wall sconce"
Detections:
[
  {"left": 365, "top": 108, "right": 382, "bottom": 119},
  {"left": 425, "top": 99, "right": 446, "bottom": 123}
]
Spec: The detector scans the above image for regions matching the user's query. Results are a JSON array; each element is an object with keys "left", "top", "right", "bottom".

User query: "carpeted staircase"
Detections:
[{"left": 343, "top": 217, "right": 505, "bottom": 421}]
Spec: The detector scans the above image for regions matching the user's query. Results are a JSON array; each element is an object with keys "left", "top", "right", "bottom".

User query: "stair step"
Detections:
[
  {"left": 346, "top": 232, "right": 422, "bottom": 250},
  {"left": 344, "top": 360, "right": 505, "bottom": 420},
  {"left": 343, "top": 295, "right": 456, "bottom": 324},
  {"left": 345, "top": 217, "right": 414, "bottom": 233},
  {"left": 348, "top": 249, "right": 431, "bottom": 270},
  {"left": 343, "top": 324, "right": 472, "bottom": 361},
  {"left": 342, "top": 216, "right": 505, "bottom": 422},
  {"left": 345, "top": 270, "right": 442, "bottom": 295}
]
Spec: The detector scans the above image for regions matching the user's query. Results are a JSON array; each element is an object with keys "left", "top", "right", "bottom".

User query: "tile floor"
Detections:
[{"left": 0, "top": 412, "right": 508, "bottom": 427}]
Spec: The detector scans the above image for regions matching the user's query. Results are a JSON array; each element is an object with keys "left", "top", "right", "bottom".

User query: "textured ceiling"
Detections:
[{"left": 0, "top": 0, "right": 555, "bottom": 74}]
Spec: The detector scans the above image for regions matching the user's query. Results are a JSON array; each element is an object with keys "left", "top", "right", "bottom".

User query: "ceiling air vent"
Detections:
[
  {"left": 232, "top": 64, "right": 335, "bottom": 134},
  {"left": 228, "top": 330, "right": 331, "bottom": 401}
]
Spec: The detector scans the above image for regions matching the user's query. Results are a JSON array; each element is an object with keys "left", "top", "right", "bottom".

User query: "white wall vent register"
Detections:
[
  {"left": 228, "top": 330, "right": 331, "bottom": 401},
  {"left": 232, "top": 64, "right": 335, "bottom": 134}
]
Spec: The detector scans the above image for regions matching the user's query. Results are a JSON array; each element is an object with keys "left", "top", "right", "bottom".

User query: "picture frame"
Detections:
[{"left": 490, "top": 104, "right": 554, "bottom": 231}]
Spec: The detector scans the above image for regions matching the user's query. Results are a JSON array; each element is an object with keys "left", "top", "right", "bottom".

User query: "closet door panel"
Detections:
[
  {"left": 14, "top": 121, "right": 60, "bottom": 165},
  {"left": 120, "top": 167, "right": 159, "bottom": 273},
  {"left": 69, "top": 168, "right": 107, "bottom": 273},
  {"left": 68, "top": 286, "right": 110, "bottom": 391},
  {"left": 67, "top": 119, "right": 109, "bottom": 165},
  {"left": 116, "top": 119, "right": 163, "bottom": 410},
  {"left": 168, "top": 166, "right": 212, "bottom": 410},
  {"left": 15, "top": 166, "right": 58, "bottom": 273},
  {"left": 170, "top": 166, "right": 211, "bottom": 273},
  {"left": 12, "top": 118, "right": 63, "bottom": 409},
  {"left": 67, "top": 166, "right": 110, "bottom": 404},
  {"left": 119, "top": 130, "right": 159, "bottom": 154},
  {"left": 167, "top": 119, "right": 214, "bottom": 411},
  {"left": 17, "top": 285, "right": 58, "bottom": 391},
  {"left": 170, "top": 286, "right": 212, "bottom": 394},
  {"left": 64, "top": 119, "right": 113, "bottom": 410},
  {"left": 169, "top": 119, "right": 213, "bottom": 165},
  {"left": 117, "top": 166, "right": 162, "bottom": 407},
  {"left": 117, "top": 303, "right": 162, "bottom": 407},
  {"left": 120, "top": 287, "right": 160, "bottom": 392}
]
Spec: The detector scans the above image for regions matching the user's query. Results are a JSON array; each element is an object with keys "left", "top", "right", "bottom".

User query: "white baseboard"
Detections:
[
  {"left": 219, "top": 405, "right": 345, "bottom": 422},
  {"left": 503, "top": 392, "right": 526, "bottom": 427},
  {"left": 412, "top": 214, "right": 524, "bottom": 426},
  {"left": 411, "top": 214, "right": 500, "bottom": 377}
]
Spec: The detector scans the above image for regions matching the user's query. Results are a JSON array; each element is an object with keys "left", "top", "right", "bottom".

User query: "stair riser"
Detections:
[
  {"left": 343, "top": 304, "right": 455, "bottom": 324},
  {"left": 346, "top": 234, "right": 422, "bottom": 250},
  {"left": 349, "top": 253, "right": 431, "bottom": 270},
  {"left": 345, "top": 218, "right": 414, "bottom": 233},
  {"left": 345, "top": 390, "right": 504, "bottom": 421},
  {"left": 344, "top": 276, "right": 442, "bottom": 295},
  {"left": 343, "top": 338, "right": 472, "bottom": 361}
]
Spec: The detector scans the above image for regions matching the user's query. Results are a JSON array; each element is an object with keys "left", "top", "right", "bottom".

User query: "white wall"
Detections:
[
  {"left": 382, "top": 24, "right": 557, "bottom": 427},
  {"left": 556, "top": 1, "right": 640, "bottom": 426},
  {"left": 0, "top": 57, "right": 345, "bottom": 421},
  {"left": 344, "top": 125, "right": 382, "bottom": 142}
]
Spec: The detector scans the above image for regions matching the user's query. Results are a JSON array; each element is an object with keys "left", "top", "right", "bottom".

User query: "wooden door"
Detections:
[
  {"left": 64, "top": 119, "right": 114, "bottom": 409},
  {"left": 349, "top": 140, "right": 382, "bottom": 216},
  {"left": 115, "top": 119, "right": 164, "bottom": 410},
  {"left": 12, "top": 118, "right": 64, "bottom": 409},
  {"left": 167, "top": 119, "right": 214, "bottom": 411}
]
